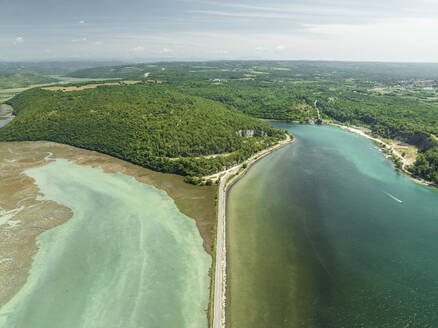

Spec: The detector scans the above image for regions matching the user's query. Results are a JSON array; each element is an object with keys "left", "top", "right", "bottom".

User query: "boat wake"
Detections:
[{"left": 384, "top": 191, "right": 403, "bottom": 203}]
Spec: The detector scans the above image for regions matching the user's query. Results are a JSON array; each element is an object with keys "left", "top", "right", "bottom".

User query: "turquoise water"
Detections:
[
  {"left": 227, "top": 124, "right": 438, "bottom": 327},
  {"left": 0, "top": 159, "right": 211, "bottom": 328}
]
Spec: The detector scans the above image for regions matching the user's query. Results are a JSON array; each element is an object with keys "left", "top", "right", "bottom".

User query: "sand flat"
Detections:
[
  {"left": 0, "top": 158, "right": 211, "bottom": 327},
  {"left": 0, "top": 141, "right": 217, "bottom": 315}
]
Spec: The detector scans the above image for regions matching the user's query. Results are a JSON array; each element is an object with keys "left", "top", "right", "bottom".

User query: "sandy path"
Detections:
[{"left": 315, "top": 100, "right": 320, "bottom": 120}]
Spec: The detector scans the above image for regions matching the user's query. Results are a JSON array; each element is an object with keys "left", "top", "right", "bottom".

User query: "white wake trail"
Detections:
[{"left": 384, "top": 191, "right": 403, "bottom": 203}]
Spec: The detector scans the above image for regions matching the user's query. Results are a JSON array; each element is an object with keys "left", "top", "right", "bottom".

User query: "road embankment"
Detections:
[{"left": 211, "top": 133, "right": 292, "bottom": 328}]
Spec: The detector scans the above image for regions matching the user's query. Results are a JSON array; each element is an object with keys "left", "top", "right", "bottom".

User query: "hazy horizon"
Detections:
[
  {"left": 2, "top": 59, "right": 438, "bottom": 65},
  {"left": 1, "top": 0, "right": 438, "bottom": 62}
]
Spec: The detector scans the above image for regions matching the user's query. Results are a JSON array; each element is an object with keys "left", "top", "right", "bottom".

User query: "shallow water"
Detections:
[
  {"left": 227, "top": 124, "right": 438, "bottom": 327},
  {"left": 0, "top": 104, "right": 14, "bottom": 128},
  {"left": 0, "top": 159, "right": 211, "bottom": 328}
]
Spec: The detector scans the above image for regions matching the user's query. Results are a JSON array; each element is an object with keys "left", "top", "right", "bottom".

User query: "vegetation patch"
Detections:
[
  {"left": 4, "top": 60, "right": 438, "bottom": 184},
  {"left": 42, "top": 80, "right": 140, "bottom": 92},
  {"left": 0, "top": 83, "right": 284, "bottom": 176},
  {"left": 0, "top": 73, "right": 58, "bottom": 89}
]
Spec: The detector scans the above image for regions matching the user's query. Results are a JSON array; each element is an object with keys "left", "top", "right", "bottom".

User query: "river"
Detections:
[
  {"left": 0, "top": 158, "right": 211, "bottom": 328},
  {"left": 226, "top": 123, "right": 438, "bottom": 327}
]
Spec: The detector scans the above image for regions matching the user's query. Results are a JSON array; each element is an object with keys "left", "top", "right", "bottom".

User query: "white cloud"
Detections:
[
  {"left": 4, "top": 13, "right": 438, "bottom": 62},
  {"left": 189, "top": 9, "right": 296, "bottom": 19},
  {"left": 79, "top": 20, "right": 86, "bottom": 24},
  {"left": 132, "top": 46, "right": 145, "bottom": 52},
  {"left": 189, "top": 0, "right": 438, "bottom": 22},
  {"left": 304, "top": 17, "right": 438, "bottom": 61},
  {"left": 72, "top": 37, "right": 88, "bottom": 42},
  {"left": 14, "top": 37, "right": 24, "bottom": 45}
]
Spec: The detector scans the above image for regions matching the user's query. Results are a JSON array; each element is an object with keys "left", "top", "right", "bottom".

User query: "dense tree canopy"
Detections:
[
  {"left": 0, "top": 84, "right": 284, "bottom": 176},
  {"left": 3, "top": 60, "right": 438, "bottom": 183}
]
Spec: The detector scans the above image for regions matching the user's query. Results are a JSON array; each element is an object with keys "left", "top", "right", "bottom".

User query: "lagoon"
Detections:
[
  {"left": 227, "top": 124, "right": 438, "bottom": 327},
  {"left": 0, "top": 159, "right": 211, "bottom": 328}
]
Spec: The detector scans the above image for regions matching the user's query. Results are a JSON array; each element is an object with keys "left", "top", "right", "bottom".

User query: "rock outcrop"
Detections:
[{"left": 237, "top": 130, "right": 267, "bottom": 138}]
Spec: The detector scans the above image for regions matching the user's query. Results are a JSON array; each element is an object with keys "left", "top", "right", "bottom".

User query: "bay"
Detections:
[{"left": 227, "top": 124, "right": 438, "bottom": 327}]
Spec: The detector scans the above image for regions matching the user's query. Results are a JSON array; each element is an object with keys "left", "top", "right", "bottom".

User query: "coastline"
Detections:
[
  {"left": 327, "top": 122, "right": 435, "bottom": 187},
  {"left": 209, "top": 121, "right": 434, "bottom": 326},
  {"left": 0, "top": 141, "right": 217, "bottom": 312},
  {"left": 0, "top": 104, "right": 14, "bottom": 128},
  {"left": 220, "top": 122, "right": 438, "bottom": 327},
  {"left": 211, "top": 133, "right": 293, "bottom": 328}
]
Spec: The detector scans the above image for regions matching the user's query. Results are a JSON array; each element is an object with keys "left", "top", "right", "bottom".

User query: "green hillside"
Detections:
[
  {"left": 0, "top": 73, "right": 58, "bottom": 89},
  {"left": 0, "top": 61, "right": 125, "bottom": 76},
  {"left": 67, "top": 65, "right": 148, "bottom": 79},
  {"left": 0, "top": 84, "right": 284, "bottom": 177},
  {"left": 5, "top": 60, "right": 438, "bottom": 184}
]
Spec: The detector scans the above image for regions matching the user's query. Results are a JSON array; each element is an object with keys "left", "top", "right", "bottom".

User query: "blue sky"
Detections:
[{"left": 1, "top": 0, "right": 438, "bottom": 62}]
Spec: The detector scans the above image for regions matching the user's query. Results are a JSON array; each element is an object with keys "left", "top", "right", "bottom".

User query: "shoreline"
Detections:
[
  {"left": 0, "top": 104, "right": 14, "bottom": 128},
  {"left": 210, "top": 121, "right": 434, "bottom": 327},
  {"left": 0, "top": 141, "right": 217, "bottom": 313},
  {"left": 327, "top": 122, "right": 435, "bottom": 187},
  {"left": 211, "top": 133, "right": 293, "bottom": 328}
]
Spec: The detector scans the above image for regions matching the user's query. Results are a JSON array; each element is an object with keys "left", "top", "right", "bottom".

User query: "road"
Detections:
[
  {"left": 211, "top": 134, "right": 292, "bottom": 328},
  {"left": 212, "top": 167, "right": 237, "bottom": 328},
  {"left": 314, "top": 100, "right": 321, "bottom": 121}
]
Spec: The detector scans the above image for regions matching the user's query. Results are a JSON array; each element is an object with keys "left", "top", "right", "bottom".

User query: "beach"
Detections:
[{"left": 329, "top": 123, "right": 434, "bottom": 186}]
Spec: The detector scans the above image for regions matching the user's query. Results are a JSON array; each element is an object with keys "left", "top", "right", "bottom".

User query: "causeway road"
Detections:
[{"left": 212, "top": 134, "right": 292, "bottom": 328}]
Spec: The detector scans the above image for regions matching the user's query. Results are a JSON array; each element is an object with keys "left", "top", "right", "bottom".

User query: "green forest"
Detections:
[
  {"left": 0, "top": 73, "right": 58, "bottom": 89},
  {"left": 0, "top": 84, "right": 284, "bottom": 177},
  {"left": 0, "top": 61, "right": 124, "bottom": 76},
  {"left": 112, "top": 61, "right": 436, "bottom": 185},
  {"left": 1, "top": 60, "right": 438, "bottom": 183}
]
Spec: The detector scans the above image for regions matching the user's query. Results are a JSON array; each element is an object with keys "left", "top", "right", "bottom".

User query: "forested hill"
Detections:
[
  {"left": 0, "top": 84, "right": 284, "bottom": 177},
  {"left": 82, "top": 60, "right": 435, "bottom": 185},
  {"left": 0, "top": 61, "right": 125, "bottom": 76},
  {"left": 3, "top": 60, "right": 438, "bottom": 183},
  {"left": 0, "top": 73, "right": 58, "bottom": 89}
]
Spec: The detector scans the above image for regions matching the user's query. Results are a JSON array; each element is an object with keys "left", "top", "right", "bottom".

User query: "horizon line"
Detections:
[{"left": 2, "top": 58, "right": 438, "bottom": 65}]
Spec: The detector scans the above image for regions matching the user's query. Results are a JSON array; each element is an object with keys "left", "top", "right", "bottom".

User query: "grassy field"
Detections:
[
  {"left": 42, "top": 80, "right": 140, "bottom": 92},
  {"left": 0, "top": 76, "right": 121, "bottom": 102}
]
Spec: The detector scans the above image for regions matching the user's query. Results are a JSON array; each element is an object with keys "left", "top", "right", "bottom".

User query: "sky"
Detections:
[{"left": 1, "top": 0, "right": 438, "bottom": 62}]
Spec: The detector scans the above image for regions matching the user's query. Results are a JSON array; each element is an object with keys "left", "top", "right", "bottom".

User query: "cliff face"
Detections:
[{"left": 237, "top": 129, "right": 267, "bottom": 138}]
